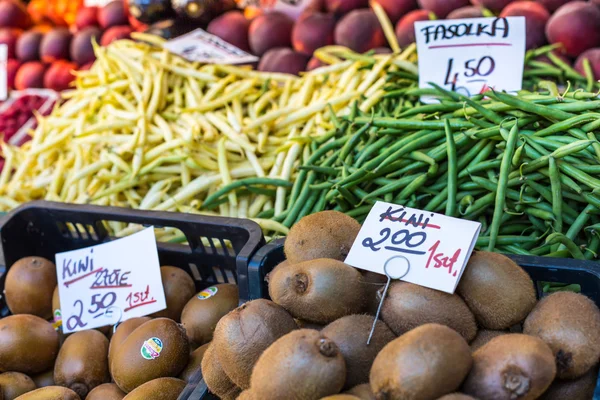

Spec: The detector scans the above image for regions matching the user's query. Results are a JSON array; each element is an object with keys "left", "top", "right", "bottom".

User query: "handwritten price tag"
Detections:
[
  {"left": 414, "top": 17, "right": 525, "bottom": 102},
  {"left": 344, "top": 201, "right": 481, "bottom": 293},
  {"left": 0, "top": 44, "right": 7, "bottom": 101},
  {"left": 55, "top": 228, "right": 166, "bottom": 333},
  {"left": 164, "top": 28, "right": 259, "bottom": 65}
]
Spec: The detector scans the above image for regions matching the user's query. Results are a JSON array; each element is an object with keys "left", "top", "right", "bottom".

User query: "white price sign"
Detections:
[
  {"left": 55, "top": 228, "right": 167, "bottom": 333},
  {"left": 415, "top": 17, "right": 525, "bottom": 101},
  {"left": 344, "top": 202, "right": 481, "bottom": 293},
  {"left": 164, "top": 28, "right": 259, "bottom": 64},
  {"left": 0, "top": 44, "right": 7, "bottom": 101}
]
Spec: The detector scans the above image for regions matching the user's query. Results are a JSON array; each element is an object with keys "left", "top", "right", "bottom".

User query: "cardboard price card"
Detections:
[
  {"left": 55, "top": 227, "right": 166, "bottom": 333},
  {"left": 344, "top": 201, "right": 481, "bottom": 293},
  {"left": 414, "top": 17, "right": 526, "bottom": 101},
  {"left": 164, "top": 28, "right": 259, "bottom": 64}
]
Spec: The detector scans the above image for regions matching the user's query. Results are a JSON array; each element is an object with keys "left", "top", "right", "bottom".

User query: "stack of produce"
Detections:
[
  {"left": 0, "top": 33, "right": 417, "bottom": 236},
  {"left": 0, "top": 254, "right": 242, "bottom": 399},
  {"left": 203, "top": 211, "right": 600, "bottom": 400}
]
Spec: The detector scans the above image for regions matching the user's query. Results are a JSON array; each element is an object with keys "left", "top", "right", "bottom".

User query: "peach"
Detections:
[
  {"left": 417, "top": 0, "right": 470, "bottom": 18},
  {"left": 395, "top": 9, "right": 434, "bottom": 47},
  {"left": 207, "top": 11, "right": 251, "bottom": 52},
  {"left": 324, "top": 0, "right": 368, "bottom": 16},
  {"left": 248, "top": 12, "right": 294, "bottom": 56},
  {"left": 545, "top": 1, "right": 600, "bottom": 57},
  {"left": 70, "top": 26, "right": 101, "bottom": 65},
  {"left": 258, "top": 47, "right": 309, "bottom": 75},
  {"left": 15, "top": 30, "right": 42, "bottom": 62},
  {"left": 40, "top": 28, "right": 71, "bottom": 62},
  {"left": 472, "top": 0, "right": 514, "bottom": 12},
  {"left": 7, "top": 58, "right": 19, "bottom": 89},
  {"left": 100, "top": 25, "right": 132, "bottom": 46},
  {"left": 534, "top": 0, "right": 575, "bottom": 13},
  {"left": 98, "top": 1, "right": 128, "bottom": 29},
  {"left": 43, "top": 60, "right": 77, "bottom": 91},
  {"left": 307, "top": 56, "right": 326, "bottom": 70},
  {"left": 292, "top": 12, "right": 335, "bottom": 55},
  {"left": 0, "top": 28, "right": 20, "bottom": 58},
  {"left": 375, "top": 0, "right": 418, "bottom": 24},
  {"left": 14, "top": 61, "right": 45, "bottom": 89},
  {"left": 447, "top": 5, "right": 484, "bottom": 19},
  {"left": 75, "top": 7, "right": 99, "bottom": 31},
  {"left": 575, "top": 48, "right": 600, "bottom": 80},
  {"left": 334, "top": 9, "right": 385, "bottom": 53},
  {"left": 500, "top": 1, "right": 550, "bottom": 50},
  {"left": 0, "top": 0, "right": 31, "bottom": 30}
]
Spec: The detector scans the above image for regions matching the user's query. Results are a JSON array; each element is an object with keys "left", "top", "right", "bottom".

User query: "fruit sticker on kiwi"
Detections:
[
  {"left": 141, "top": 337, "right": 163, "bottom": 360},
  {"left": 344, "top": 201, "right": 481, "bottom": 294},
  {"left": 164, "top": 28, "right": 259, "bottom": 64},
  {"left": 52, "top": 309, "right": 62, "bottom": 330},
  {"left": 197, "top": 286, "right": 218, "bottom": 300},
  {"left": 55, "top": 227, "right": 167, "bottom": 334}
]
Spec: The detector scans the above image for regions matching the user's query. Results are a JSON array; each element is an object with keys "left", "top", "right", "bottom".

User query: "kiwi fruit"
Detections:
[
  {"left": 201, "top": 344, "right": 241, "bottom": 400},
  {"left": 462, "top": 334, "right": 556, "bottom": 400},
  {"left": 322, "top": 315, "right": 395, "bottom": 389},
  {"left": 212, "top": 299, "right": 297, "bottom": 389},
  {"left": 179, "top": 343, "right": 209, "bottom": 383},
  {"left": 380, "top": 281, "right": 477, "bottom": 341},
  {"left": 265, "top": 260, "right": 291, "bottom": 284},
  {"left": 295, "top": 319, "right": 325, "bottom": 330},
  {"left": 150, "top": 266, "right": 195, "bottom": 322},
  {"left": 0, "top": 315, "right": 59, "bottom": 374},
  {"left": 539, "top": 365, "right": 599, "bottom": 400},
  {"left": 108, "top": 317, "right": 151, "bottom": 372},
  {"left": 470, "top": 330, "right": 507, "bottom": 352},
  {"left": 457, "top": 251, "right": 536, "bottom": 329},
  {"left": 121, "top": 377, "right": 186, "bottom": 400},
  {"left": 86, "top": 383, "right": 125, "bottom": 400},
  {"left": 320, "top": 396, "right": 361, "bottom": 400},
  {"left": 523, "top": 291, "right": 600, "bottom": 379},
  {"left": 268, "top": 258, "right": 367, "bottom": 324},
  {"left": 284, "top": 210, "right": 360, "bottom": 264},
  {"left": 111, "top": 318, "right": 189, "bottom": 393},
  {"left": 5, "top": 257, "right": 57, "bottom": 319},
  {"left": 360, "top": 271, "right": 387, "bottom": 315},
  {"left": 345, "top": 384, "right": 375, "bottom": 400},
  {"left": 250, "top": 329, "right": 346, "bottom": 399},
  {"left": 437, "top": 395, "right": 478, "bottom": 400},
  {"left": 237, "top": 390, "right": 255, "bottom": 400},
  {"left": 370, "top": 323, "right": 472, "bottom": 400},
  {"left": 180, "top": 283, "right": 239, "bottom": 346},
  {"left": 0, "top": 372, "right": 36, "bottom": 400},
  {"left": 31, "top": 370, "right": 54, "bottom": 388},
  {"left": 54, "top": 329, "right": 110, "bottom": 398},
  {"left": 13, "top": 386, "right": 80, "bottom": 400}
]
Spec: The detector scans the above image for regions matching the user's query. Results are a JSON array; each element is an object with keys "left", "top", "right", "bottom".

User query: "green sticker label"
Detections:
[
  {"left": 141, "top": 337, "right": 163, "bottom": 360},
  {"left": 197, "top": 286, "right": 218, "bottom": 300}
]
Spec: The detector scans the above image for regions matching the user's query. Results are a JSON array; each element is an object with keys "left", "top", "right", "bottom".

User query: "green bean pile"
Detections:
[{"left": 269, "top": 82, "right": 600, "bottom": 260}]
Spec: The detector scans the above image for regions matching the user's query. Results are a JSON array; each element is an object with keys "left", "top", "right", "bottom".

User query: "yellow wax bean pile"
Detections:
[{"left": 0, "top": 34, "right": 415, "bottom": 237}]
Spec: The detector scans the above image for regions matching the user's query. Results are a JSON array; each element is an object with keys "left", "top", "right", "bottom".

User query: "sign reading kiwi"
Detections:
[
  {"left": 55, "top": 227, "right": 167, "bottom": 333},
  {"left": 344, "top": 201, "right": 481, "bottom": 294}
]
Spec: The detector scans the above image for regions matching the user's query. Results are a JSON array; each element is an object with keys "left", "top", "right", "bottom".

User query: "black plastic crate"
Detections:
[{"left": 0, "top": 201, "right": 265, "bottom": 400}]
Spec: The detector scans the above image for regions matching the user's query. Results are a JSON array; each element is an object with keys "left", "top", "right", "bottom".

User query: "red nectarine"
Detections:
[
  {"left": 292, "top": 12, "right": 335, "bottom": 56},
  {"left": 334, "top": 9, "right": 385, "bottom": 53},
  {"left": 207, "top": 11, "right": 251, "bottom": 52},
  {"left": 44, "top": 60, "right": 77, "bottom": 91},
  {"left": 546, "top": 1, "right": 600, "bottom": 57},
  {"left": 14, "top": 61, "right": 45, "bottom": 89},
  {"left": 500, "top": 1, "right": 550, "bottom": 50},
  {"left": 248, "top": 12, "right": 294, "bottom": 56}
]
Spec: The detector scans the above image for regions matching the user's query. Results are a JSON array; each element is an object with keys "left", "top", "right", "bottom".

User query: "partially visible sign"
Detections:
[
  {"left": 55, "top": 227, "right": 167, "bottom": 333},
  {"left": 240, "top": 0, "right": 310, "bottom": 20},
  {"left": 344, "top": 201, "right": 481, "bottom": 293},
  {"left": 164, "top": 28, "right": 259, "bottom": 64},
  {"left": 414, "top": 17, "right": 526, "bottom": 101},
  {"left": 0, "top": 45, "right": 7, "bottom": 101}
]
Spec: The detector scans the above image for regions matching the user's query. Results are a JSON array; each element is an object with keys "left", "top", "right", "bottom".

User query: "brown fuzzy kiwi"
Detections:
[
  {"left": 380, "top": 281, "right": 477, "bottom": 341},
  {"left": 14, "top": 386, "right": 80, "bottom": 400},
  {"left": 539, "top": 365, "right": 599, "bottom": 400},
  {"left": 54, "top": 330, "right": 110, "bottom": 399},
  {"left": 111, "top": 318, "right": 189, "bottom": 393},
  {"left": 0, "top": 315, "right": 59, "bottom": 374},
  {"left": 179, "top": 343, "right": 209, "bottom": 383},
  {"left": 0, "top": 372, "right": 37, "bottom": 400},
  {"left": 86, "top": 383, "right": 125, "bottom": 400},
  {"left": 250, "top": 329, "right": 346, "bottom": 400},
  {"left": 463, "top": 334, "right": 556, "bottom": 400},
  {"left": 523, "top": 291, "right": 600, "bottom": 379},
  {"left": 268, "top": 258, "right": 367, "bottom": 324},
  {"left": 200, "top": 344, "right": 241, "bottom": 400},
  {"left": 5, "top": 257, "right": 57, "bottom": 319},
  {"left": 370, "top": 323, "right": 472, "bottom": 400},
  {"left": 31, "top": 370, "right": 54, "bottom": 388},
  {"left": 237, "top": 390, "right": 255, "bottom": 400},
  {"left": 212, "top": 299, "right": 297, "bottom": 389},
  {"left": 265, "top": 260, "right": 290, "bottom": 284},
  {"left": 457, "top": 251, "right": 536, "bottom": 329},
  {"left": 360, "top": 271, "right": 387, "bottom": 315},
  {"left": 295, "top": 319, "right": 325, "bottom": 330},
  {"left": 322, "top": 315, "right": 396, "bottom": 389},
  {"left": 180, "top": 283, "right": 239, "bottom": 346},
  {"left": 320, "top": 396, "right": 360, "bottom": 400},
  {"left": 437, "top": 395, "right": 478, "bottom": 400},
  {"left": 122, "top": 377, "right": 186, "bottom": 400},
  {"left": 284, "top": 210, "right": 360, "bottom": 264},
  {"left": 108, "top": 317, "right": 151, "bottom": 373},
  {"left": 345, "top": 384, "right": 375, "bottom": 400},
  {"left": 470, "top": 330, "right": 507, "bottom": 352},
  {"left": 150, "top": 266, "right": 196, "bottom": 322}
]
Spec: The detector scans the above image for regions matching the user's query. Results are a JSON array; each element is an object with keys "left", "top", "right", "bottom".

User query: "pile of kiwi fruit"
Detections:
[
  {"left": 0, "top": 257, "right": 240, "bottom": 399},
  {"left": 202, "top": 210, "right": 600, "bottom": 400}
]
